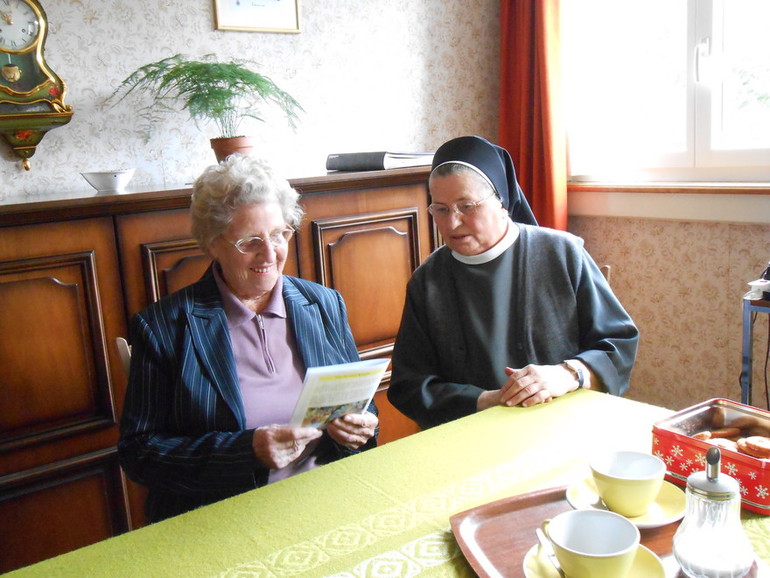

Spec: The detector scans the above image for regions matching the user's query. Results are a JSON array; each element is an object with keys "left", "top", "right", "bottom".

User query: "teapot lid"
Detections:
[{"left": 686, "top": 447, "right": 740, "bottom": 500}]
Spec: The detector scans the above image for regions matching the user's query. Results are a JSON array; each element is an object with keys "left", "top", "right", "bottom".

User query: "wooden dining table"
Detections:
[{"left": 5, "top": 390, "right": 770, "bottom": 577}]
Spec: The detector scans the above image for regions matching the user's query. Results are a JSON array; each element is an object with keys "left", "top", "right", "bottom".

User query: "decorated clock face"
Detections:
[
  {"left": 0, "top": 0, "right": 40, "bottom": 52},
  {"left": 0, "top": 0, "right": 72, "bottom": 170},
  {"left": 0, "top": 0, "right": 48, "bottom": 96}
]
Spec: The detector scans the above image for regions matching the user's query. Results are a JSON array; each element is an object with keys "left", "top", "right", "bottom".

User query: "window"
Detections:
[{"left": 562, "top": 0, "right": 770, "bottom": 182}]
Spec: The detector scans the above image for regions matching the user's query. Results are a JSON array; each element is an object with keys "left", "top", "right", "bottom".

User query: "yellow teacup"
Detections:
[
  {"left": 543, "top": 509, "right": 640, "bottom": 578},
  {"left": 590, "top": 450, "right": 666, "bottom": 518}
]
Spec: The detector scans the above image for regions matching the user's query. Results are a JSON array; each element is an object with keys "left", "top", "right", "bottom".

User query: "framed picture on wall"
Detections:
[{"left": 213, "top": 0, "right": 301, "bottom": 33}]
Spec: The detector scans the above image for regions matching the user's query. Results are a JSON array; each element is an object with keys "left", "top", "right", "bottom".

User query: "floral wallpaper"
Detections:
[
  {"left": 0, "top": 0, "right": 500, "bottom": 200},
  {"left": 570, "top": 215, "right": 770, "bottom": 412}
]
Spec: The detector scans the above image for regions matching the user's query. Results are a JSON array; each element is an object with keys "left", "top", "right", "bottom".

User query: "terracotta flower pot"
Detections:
[{"left": 210, "top": 136, "right": 254, "bottom": 163}]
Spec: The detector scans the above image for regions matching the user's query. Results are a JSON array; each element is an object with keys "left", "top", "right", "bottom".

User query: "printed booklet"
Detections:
[{"left": 290, "top": 358, "right": 391, "bottom": 428}]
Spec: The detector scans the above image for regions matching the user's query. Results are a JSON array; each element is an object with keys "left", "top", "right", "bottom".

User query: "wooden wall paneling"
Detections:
[
  {"left": 0, "top": 449, "right": 128, "bottom": 573},
  {"left": 116, "top": 209, "right": 206, "bottom": 318},
  {"left": 372, "top": 383, "right": 421, "bottom": 444},
  {"left": 0, "top": 218, "right": 127, "bottom": 473},
  {"left": 311, "top": 208, "right": 420, "bottom": 356},
  {"left": 307, "top": 203, "right": 427, "bottom": 443},
  {"left": 294, "top": 181, "right": 432, "bottom": 282},
  {"left": 0, "top": 252, "right": 114, "bottom": 452},
  {"left": 0, "top": 218, "right": 129, "bottom": 571},
  {"left": 141, "top": 238, "right": 212, "bottom": 304}
]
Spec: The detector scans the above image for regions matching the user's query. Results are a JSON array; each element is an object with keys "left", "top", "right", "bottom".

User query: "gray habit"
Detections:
[{"left": 388, "top": 224, "right": 639, "bottom": 429}]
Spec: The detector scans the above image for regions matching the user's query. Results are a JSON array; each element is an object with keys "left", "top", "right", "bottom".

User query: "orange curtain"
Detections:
[{"left": 499, "top": 0, "right": 567, "bottom": 230}]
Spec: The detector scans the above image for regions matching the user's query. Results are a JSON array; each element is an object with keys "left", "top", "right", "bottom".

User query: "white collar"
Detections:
[{"left": 451, "top": 217, "right": 519, "bottom": 265}]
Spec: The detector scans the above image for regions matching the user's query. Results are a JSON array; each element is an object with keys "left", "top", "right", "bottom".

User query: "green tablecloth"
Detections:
[{"left": 6, "top": 391, "right": 770, "bottom": 577}]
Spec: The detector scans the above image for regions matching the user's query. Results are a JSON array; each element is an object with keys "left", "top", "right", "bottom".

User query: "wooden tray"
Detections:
[{"left": 450, "top": 485, "right": 681, "bottom": 578}]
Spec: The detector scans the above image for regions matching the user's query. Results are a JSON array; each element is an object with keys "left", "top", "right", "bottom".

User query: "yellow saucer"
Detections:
[
  {"left": 523, "top": 543, "right": 664, "bottom": 578},
  {"left": 566, "top": 477, "right": 686, "bottom": 529}
]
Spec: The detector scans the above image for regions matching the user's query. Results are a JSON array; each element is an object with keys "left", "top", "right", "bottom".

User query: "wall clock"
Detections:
[{"left": 0, "top": 0, "right": 73, "bottom": 170}]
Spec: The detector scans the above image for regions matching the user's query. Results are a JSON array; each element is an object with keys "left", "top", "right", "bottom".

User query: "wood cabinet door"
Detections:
[
  {"left": 309, "top": 210, "right": 424, "bottom": 443},
  {"left": 0, "top": 218, "right": 129, "bottom": 573},
  {"left": 310, "top": 208, "right": 419, "bottom": 356},
  {"left": 297, "top": 183, "right": 433, "bottom": 349},
  {"left": 297, "top": 182, "right": 432, "bottom": 443},
  {"left": 116, "top": 208, "right": 211, "bottom": 318}
]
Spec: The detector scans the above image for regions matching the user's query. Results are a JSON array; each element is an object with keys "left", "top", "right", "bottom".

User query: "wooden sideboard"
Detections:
[{"left": 0, "top": 167, "right": 433, "bottom": 573}]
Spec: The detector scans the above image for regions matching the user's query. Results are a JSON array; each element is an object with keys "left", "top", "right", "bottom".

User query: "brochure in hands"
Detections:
[{"left": 289, "top": 358, "right": 390, "bottom": 428}]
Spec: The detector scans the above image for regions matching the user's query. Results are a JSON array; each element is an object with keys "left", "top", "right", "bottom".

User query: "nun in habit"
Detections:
[{"left": 388, "top": 136, "right": 639, "bottom": 429}]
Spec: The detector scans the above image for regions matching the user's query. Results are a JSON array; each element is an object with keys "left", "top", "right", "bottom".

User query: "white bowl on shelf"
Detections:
[{"left": 81, "top": 168, "right": 135, "bottom": 193}]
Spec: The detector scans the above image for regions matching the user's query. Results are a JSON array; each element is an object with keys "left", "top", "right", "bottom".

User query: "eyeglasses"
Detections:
[
  {"left": 427, "top": 192, "right": 499, "bottom": 219},
  {"left": 226, "top": 228, "right": 294, "bottom": 254}
]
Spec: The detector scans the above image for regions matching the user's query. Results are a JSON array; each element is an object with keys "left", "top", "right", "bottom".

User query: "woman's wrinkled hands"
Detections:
[
  {"left": 477, "top": 362, "right": 587, "bottom": 411},
  {"left": 252, "top": 425, "right": 323, "bottom": 469},
  {"left": 500, "top": 364, "right": 580, "bottom": 407},
  {"left": 327, "top": 411, "right": 378, "bottom": 450}
]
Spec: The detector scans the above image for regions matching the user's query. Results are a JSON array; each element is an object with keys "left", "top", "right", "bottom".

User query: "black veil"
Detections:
[{"left": 431, "top": 135, "right": 538, "bottom": 226}]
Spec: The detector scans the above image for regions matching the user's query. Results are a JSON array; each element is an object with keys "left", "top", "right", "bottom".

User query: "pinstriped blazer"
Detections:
[{"left": 118, "top": 265, "right": 376, "bottom": 522}]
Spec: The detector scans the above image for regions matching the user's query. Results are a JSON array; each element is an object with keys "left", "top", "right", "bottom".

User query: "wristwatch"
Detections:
[{"left": 563, "top": 359, "right": 586, "bottom": 389}]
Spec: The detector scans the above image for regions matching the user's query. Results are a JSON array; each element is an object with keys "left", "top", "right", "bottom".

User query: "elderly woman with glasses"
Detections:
[
  {"left": 119, "top": 154, "right": 378, "bottom": 523},
  {"left": 388, "top": 136, "right": 638, "bottom": 429}
]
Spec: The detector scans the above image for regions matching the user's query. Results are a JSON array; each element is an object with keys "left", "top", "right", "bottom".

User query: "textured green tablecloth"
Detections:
[{"left": 5, "top": 391, "right": 769, "bottom": 577}]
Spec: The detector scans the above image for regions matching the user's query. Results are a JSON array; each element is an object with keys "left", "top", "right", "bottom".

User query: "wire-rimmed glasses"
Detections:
[
  {"left": 427, "top": 191, "right": 498, "bottom": 219},
  {"left": 226, "top": 228, "right": 294, "bottom": 254}
]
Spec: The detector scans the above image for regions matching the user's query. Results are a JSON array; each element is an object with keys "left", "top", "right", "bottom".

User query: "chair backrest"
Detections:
[{"left": 116, "top": 337, "right": 132, "bottom": 376}]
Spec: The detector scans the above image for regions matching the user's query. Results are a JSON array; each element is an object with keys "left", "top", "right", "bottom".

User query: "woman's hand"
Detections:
[
  {"left": 477, "top": 389, "right": 503, "bottom": 411},
  {"left": 498, "top": 362, "right": 588, "bottom": 407},
  {"left": 252, "top": 425, "right": 323, "bottom": 469},
  {"left": 327, "top": 411, "right": 378, "bottom": 450}
]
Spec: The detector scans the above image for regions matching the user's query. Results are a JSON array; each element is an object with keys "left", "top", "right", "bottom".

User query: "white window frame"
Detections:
[{"left": 564, "top": 0, "right": 770, "bottom": 183}]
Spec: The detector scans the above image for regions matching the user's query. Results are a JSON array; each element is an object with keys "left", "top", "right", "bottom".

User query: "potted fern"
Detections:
[{"left": 110, "top": 54, "right": 303, "bottom": 161}]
